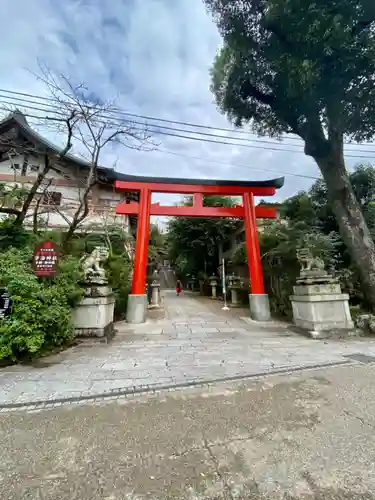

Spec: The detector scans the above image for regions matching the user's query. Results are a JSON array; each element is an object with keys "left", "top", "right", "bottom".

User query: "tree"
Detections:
[
  {"left": 148, "top": 223, "right": 167, "bottom": 268},
  {"left": 167, "top": 196, "right": 242, "bottom": 277},
  {"left": 83, "top": 209, "right": 131, "bottom": 254},
  {"left": 205, "top": 0, "right": 375, "bottom": 309},
  {"left": 0, "top": 66, "right": 151, "bottom": 245},
  {"left": 35, "top": 67, "right": 151, "bottom": 247},
  {"left": 302, "top": 164, "right": 375, "bottom": 238},
  {"left": 280, "top": 191, "right": 317, "bottom": 226},
  {"left": 0, "top": 110, "right": 76, "bottom": 227}
]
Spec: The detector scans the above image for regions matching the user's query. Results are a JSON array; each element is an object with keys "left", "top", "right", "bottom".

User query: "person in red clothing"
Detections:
[{"left": 176, "top": 279, "right": 182, "bottom": 296}]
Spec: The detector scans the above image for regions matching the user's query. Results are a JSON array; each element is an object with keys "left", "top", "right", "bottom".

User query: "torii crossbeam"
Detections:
[{"left": 115, "top": 174, "right": 284, "bottom": 323}]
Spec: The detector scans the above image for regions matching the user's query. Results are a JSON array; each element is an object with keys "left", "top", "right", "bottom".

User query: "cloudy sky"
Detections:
[{"left": 1, "top": 0, "right": 374, "bottom": 208}]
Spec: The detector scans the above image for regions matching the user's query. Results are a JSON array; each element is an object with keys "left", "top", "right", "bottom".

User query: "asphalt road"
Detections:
[{"left": 2, "top": 363, "right": 375, "bottom": 499}]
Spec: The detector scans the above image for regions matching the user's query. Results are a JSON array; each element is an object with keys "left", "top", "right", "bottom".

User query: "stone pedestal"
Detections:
[
  {"left": 209, "top": 276, "right": 218, "bottom": 299},
  {"left": 127, "top": 294, "right": 148, "bottom": 324},
  {"left": 290, "top": 273, "right": 354, "bottom": 338},
  {"left": 249, "top": 294, "right": 271, "bottom": 321},
  {"left": 72, "top": 284, "right": 115, "bottom": 340},
  {"left": 228, "top": 274, "right": 242, "bottom": 308},
  {"left": 229, "top": 288, "right": 240, "bottom": 307},
  {"left": 150, "top": 283, "right": 161, "bottom": 308}
]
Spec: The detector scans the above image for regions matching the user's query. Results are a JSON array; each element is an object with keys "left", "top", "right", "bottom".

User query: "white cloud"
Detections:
[{"left": 0, "top": 0, "right": 373, "bottom": 209}]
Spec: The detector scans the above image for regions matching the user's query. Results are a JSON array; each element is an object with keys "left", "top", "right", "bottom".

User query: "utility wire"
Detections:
[
  {"left": 154, "top": 147, "right": 321, "bottom": 180},
  {"left": 0, "top": 103, "right": 312, "bottom": 154},
  {"left": 1, "top": 87, "right": 375, "bottom": 152},
  {"left": 3, "top": 107, "right": 322, "bottom": 181},
  {"left": 0, "top": 103, "right": 360, "bottom": 182},
  {"left": 1, "top": 103, "right": 375, "bottom": 160},
  {"left": 0, "top": 96, "right": 305, "bottom": 151},
  {"left": 0, "top": 93, "right": 307, "bottom": 148},
  {"left": 0, "top": 87, "right": 303, "bottom": 139}
]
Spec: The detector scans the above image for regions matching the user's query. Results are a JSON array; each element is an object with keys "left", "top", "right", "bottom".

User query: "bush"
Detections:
[
  {"left": 106, "top": 253, "right": 132, "bottom": 320},
  {"left": 0, "top": 248, "right": 83, "bottom": 362},
  {"left": 0, "top": 219, "right": 32, "bottom": 250}
]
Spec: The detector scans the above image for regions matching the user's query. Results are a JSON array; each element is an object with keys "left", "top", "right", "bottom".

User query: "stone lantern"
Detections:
[
  {"left": 150, "top": 281, "right": 161, "bottom": 308},
  {"left": 209, "top": 275, "right": 218, "bottom": 299},
  {"left": 150, "top": 269, "right": 161, "bottom": 309},
  {"left": 228, "top": 272, "right": 242, "bottom": 307}
]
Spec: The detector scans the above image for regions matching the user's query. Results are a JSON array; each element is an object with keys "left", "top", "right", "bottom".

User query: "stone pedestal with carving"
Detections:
[
  {"left": 72, "top": 246, "right": 115, "bottom": 341},
  {"left": 290, "top": 270, "right": 354, "bottom": 339},
  {"left": 72, "top": 284, "right": 115, "bottom": 340}
]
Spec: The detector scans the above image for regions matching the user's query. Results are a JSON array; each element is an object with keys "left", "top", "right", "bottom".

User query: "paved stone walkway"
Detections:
[{"left": 1, "top": 291, "right": 375, "bottom": 408}]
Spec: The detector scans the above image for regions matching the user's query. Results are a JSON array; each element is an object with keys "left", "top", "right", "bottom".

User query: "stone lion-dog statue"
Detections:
[
  {"left": 80, "top": 246, "right": 109, "bottom": 283},
  {"left": 296, "top": 247, "right": 325, "bottom": 272}
]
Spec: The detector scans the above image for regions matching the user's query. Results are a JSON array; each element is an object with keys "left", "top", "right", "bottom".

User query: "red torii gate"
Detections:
[{"left": 115, "top": 175, "right": 284, "bottom": 323}]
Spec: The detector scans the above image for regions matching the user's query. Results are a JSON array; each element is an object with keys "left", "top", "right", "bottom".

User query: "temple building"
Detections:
[{"left": 0, "top": 111, "right": 137, "bottom": 233}]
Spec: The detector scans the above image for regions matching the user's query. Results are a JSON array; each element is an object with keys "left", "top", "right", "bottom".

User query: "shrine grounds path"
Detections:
[
  {"left": 3, "top": 293, "right": 375, "bottom": 497},
  {"left": 2, "top": 290, "right": 375, "bottom": 409}
]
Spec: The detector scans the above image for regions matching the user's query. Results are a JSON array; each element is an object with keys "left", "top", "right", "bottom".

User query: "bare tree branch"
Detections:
[
  {"left": 13, "top": 109, "right": 76, "bottom": 227},
  {"left": 0, "top": 207, "right": 21, "bottom": 216},
  {"left": 0, "top": 64, "right": 152, "bottom": 242},
  {"left": 32, "top": 178, "right": 52, "bottom": 233}
]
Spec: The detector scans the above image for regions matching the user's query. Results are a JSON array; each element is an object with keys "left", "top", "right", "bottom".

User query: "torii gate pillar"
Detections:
[
  {"left": 115, "top": 175, "right": 284, "bottom": 324},
  {"left": 243, "top": 191, "right": 270, "bottom": 321},
  {"left": 126, "top": 188, "right": 152, "bottom": 324}
]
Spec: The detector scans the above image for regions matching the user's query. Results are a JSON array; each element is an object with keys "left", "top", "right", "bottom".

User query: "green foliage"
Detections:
[
  {"left": 286, "top": 164, "right": 375, "bottom": 266},
  {"left": 0, "top": 182, "right": 135, "bottom": 353},
  {"left": 83, "top": 220, "right": 133, "bottom": 256},
  {"left": 106, "top": 253, "right": 132, "bottom": 321},
  {"left": 258, "top": 221, "right": 340, "bottom": 317},
  {"left": 256, "top": 164, "right": 375, "bottom": 315},
  {"left": 206, "top": 0, "right": 375, "bottom": 143},
  {"left": 232, "top": 244, "right": 246, "bottom": 266},
  {"left": 206, "top": 1, "right": 375, "bottom": 309},
  {"left": 148, "top": 223, "right": 167, "bottom": 267},
  {"left": 304, "top": 165, "right": 375, "bottom": 237},
  {"left": 167, "top": 196, "right": 242, "bottom": 278},
  {"left": 0, "top": 183, "right": 28, "bottom": 211},
  {"left": 0, "top": 218, "right": 32, "bottom": 250},
  {"left": 280, "top": 192, "right": 316, "bottom": 226},
  {"left": 0, "top": 248, "right": 83, "bottom": 362}
]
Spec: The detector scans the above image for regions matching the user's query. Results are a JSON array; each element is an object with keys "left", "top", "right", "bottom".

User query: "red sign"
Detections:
[{"left": 33, "top": 241, "right": 59, "bottom": 277}]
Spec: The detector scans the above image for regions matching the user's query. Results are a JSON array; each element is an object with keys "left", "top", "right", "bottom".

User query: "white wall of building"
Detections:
[{"left": 0, "top": 156, "right": 130, "bottom": 233}]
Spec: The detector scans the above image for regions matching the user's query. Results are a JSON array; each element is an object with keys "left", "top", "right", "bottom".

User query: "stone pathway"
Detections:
[{"left": 2, "top": 291, "right": 375, "bottom": 409}]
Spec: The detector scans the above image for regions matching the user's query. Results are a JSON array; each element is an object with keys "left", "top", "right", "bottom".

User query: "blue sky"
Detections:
[{"left": 0, "top": 0, "right": 371, "bottom": 207}]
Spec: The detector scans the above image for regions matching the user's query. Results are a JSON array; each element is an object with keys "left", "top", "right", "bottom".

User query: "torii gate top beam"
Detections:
[{"left": 115, "top": 174, "right": 284, "bottom": 196}]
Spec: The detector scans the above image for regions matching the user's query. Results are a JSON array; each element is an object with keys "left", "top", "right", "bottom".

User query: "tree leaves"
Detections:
[
  {"left": 0, "top": 248, "right": 83, "bottom": 362},
  {"left": 206, "top": 0, "right": 375, "bottom": 142},
  {"left": 167, "top": 196, "right": 242, "bottom": 277}
]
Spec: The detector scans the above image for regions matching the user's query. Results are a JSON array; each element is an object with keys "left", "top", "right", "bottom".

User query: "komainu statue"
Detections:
[
  {"left": 80, "top": 246, "right": 109, "bottom": 284},
  {"left": 296, "top": 248, "right": 325, "bottom": 273}
]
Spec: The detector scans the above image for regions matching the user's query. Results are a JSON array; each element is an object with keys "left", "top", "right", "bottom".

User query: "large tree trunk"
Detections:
[{"left": 316, "top": 148, "right": 375, "bottom": 311}]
